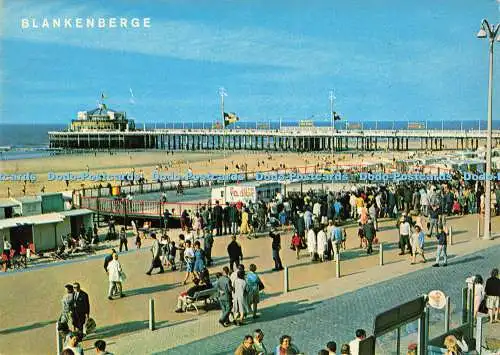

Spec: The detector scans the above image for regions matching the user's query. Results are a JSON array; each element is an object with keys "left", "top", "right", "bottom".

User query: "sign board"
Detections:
[
  {"left": 299, "top": 120, "right": 314, "bottom": 127},
  {"left": 408, "top": 122, "right": 425, "bottom": 129},
  {"left": 374, "top": 296, "right": 426, "bottom": 337},
  {"left": 427, "top": 290, "right": 447, "bottom": 309}
]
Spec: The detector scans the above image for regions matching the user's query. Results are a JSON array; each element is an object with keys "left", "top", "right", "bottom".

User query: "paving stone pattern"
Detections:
[{"left": 161, "top": 244, "right": 500, "bottom": 355}]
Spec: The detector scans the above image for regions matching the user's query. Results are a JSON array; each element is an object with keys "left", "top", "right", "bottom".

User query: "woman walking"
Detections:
[
  {"left": 306, "top": 228, "right": 317, "bottom": 261},
  {"left": 410, "top": 225, "right": 426, "bottom": 264},
  {"left": 473, "top": 275, "right": 486, "bottom": 319},
  {"left": 182, "top": 240, "right": 196, "bottom": 285},
  {"left": 291, "top": 232, "right": 302, "bottom": 260},
  {"left": 135, "top": 233, "right": 141, "bottom": 250},
  {"left": 107, "top": 253, "right": 125, "bottom": 299},
  {"left": 160, "top": 235, "right": 170, "bottom": 266},
  {"left": 246, "top": 264, "right": 263, "bottom": 319},
  {"left": 193, "top": 212, "right": 203, "bottom": 237},
  {"left": 240, "top": 208, "right": 252, "bottom": 236},
  {"left": 193, "top": 240, "right": 205, "bottom": 279},
  {"left": 233, "top": 269, "right": 248, "bottom": 325}
]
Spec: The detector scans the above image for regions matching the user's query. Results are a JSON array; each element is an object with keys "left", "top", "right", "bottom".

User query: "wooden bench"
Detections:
[{"left": 184, "top": 288, "right": 218, "bottom": 314}]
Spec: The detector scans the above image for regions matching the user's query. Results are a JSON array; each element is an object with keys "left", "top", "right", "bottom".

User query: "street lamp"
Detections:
[{"left": 477, "top": 19, "right": 499, "bottom": 240}]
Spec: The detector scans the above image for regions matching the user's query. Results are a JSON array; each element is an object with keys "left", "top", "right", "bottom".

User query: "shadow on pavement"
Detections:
[
  {"left": 0, "top": 320, "right": 56, "bottom": 335},
  {"left": 292, "top": 284, "right": 318, "bottom": 292},
  {"left": 208, "top": 255, "right": 258, "bottom": 269},
  {"left": 86, "top": 319, "right": 170, "bottom": 340},
  {"left": 446, "top": 255, "right": 484, "bottom": 266},
  {"left": 125, "top": 282, "right": 177, "bottom": 297},
  {"left": 153, "top": 299, "right": 323, "bottom": 355}
]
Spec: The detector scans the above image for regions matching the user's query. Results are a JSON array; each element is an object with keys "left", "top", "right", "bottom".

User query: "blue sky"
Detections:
[{"left": 1, "top": 0, "right": 499, "bottom": 125}]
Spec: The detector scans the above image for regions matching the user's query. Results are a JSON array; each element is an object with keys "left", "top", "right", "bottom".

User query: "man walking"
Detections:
[
  {"left": 229, "top": 204, "right": 239, "bottom": 235},
  {"left": 223, "top": 202, "right": 231, "bottom": 235},
  {"left": 427, "top": 205, "right": 440, "bottom": 237},
  {"left": 363, "top": 219, "right": 376, "bottom": 255},
  {"left": 216, "top": 267, "right": 232, "bottom": 327},
  {"left": 146, "top": 233, "right": 164, "bottom": 275},
  {"left": 331, "top": 221, "right": 344, "bottom": 261},
  {"left": 213, "top": 200, "right": 223, "bottom": 236},
  {"left": 72, "top": 282, "right": 90, "bottom": 334},
  {"left": 119, "top": 227, "right": 128, "bottom": 252},
  {"left": 203, "top": 227, "right": 214, "bottom": 266},
  {"left": 270, "top": 230, "right": 284, "bottom": 271},
  {"left": 398, "top": 213, "right": 411, "bottom": 255},
  {"left": 433, "top": 225, "right": 448, "bottom": 267},
  {"left": 227, "top": 235, "right": 243, "bottom": 272}
]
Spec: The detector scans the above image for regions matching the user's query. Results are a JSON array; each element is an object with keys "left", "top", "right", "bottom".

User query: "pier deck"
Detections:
[{"left": 49, "top": 128, "right": 500, "bottom": 151}]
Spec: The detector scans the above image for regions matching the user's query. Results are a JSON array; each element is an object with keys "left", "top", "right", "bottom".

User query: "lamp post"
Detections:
[
  {"left": 476, "top": 19, "right": 499, "bottom": 240},
  {"left": 218, "top": 87, "right": 228, "bottom": 203}
]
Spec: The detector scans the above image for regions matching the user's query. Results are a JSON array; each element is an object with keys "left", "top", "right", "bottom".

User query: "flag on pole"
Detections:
[
  {"left": 129, "top": 88, "right": 135, "bottom": 104},
  {"left": 224, "top": 112, "right": 239, "bottom": 127},
  {"left": 333, "top": 112, "right": 341, "bottom": 121}
]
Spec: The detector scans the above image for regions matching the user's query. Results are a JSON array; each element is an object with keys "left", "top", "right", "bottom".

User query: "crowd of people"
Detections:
[
  {"left": 46, "top": 175, "right": 499, "bottom": 354},
  {"left": 231, "top": 328, "right": 369, "bottom": 355}
]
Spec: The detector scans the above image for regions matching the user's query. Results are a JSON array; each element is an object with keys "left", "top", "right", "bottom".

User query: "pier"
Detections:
[{"left": 49, "top": 128, "right": 500, "bottom": 151}]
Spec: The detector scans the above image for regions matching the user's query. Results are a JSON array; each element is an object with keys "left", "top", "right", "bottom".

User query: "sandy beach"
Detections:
[{"left": 0, "top": 147, "right": 455, "bottom": 199}]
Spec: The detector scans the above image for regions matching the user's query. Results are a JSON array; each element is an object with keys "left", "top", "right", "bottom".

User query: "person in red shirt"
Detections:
[
  {"left": 19, "top": 243, "right": 27, "bottom": 267},
  {"left": 291, "top": 233, "right": 302, "bottom": 260}
]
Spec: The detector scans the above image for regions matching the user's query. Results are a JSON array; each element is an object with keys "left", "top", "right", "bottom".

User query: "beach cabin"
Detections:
[
  {"left": 59, "top": 209, "right": 94, "bottom": 237},
  {"left": 12, "top": 196, "right": 43, "bottom": 217},
  {"left": 0, "top": 213, "right": 66, "bottom": 254},
  {"left": 41, "top": 192, "right": 65, "bottom": 213},
  {"left": 211, "top": 182, "right": 283, "bottom": 205},
  {"left": 0, "top": 198, "right": 20, "bottom": 219}
]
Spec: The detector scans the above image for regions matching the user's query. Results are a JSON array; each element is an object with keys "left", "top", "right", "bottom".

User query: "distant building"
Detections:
[{"left": 71, "top": 104, "right": 135, "bottom": 132}]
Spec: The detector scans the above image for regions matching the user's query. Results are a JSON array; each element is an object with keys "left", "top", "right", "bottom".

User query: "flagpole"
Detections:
[{"left": 329, "top": 90, "right": 335, "bottom": 193}]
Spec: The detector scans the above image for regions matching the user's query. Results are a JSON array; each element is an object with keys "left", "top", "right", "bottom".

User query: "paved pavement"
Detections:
[
  {"left": 0, "top": 214, "right": 498, "bottom": 354},
  {"left": 151, "top": 244, "right": 500, "bottom": 355}
]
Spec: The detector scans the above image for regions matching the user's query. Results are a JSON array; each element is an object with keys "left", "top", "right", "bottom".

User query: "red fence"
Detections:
[{"left": 81, "top": 197, "right": 209, "bottom": 217}]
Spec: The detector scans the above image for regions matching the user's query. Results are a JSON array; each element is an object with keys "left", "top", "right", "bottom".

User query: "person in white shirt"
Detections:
[
  {"left": 3, "top": 238, "right": 11, "bottom": 253},
  {"left": 398, "top": 214, "right": 412, "bottom": 256},
  {"left": 313, "top": 201, "right": 322, "bottom": 218},
  {"left": 350, "top": 194, "right": 357, "bottom": 218},
  {"left": 307, "top": 228, "right": 317, "bottom": 260},
  {"left": 420, "top": 189, "right": 429, "bottom": 216},
  {"left": 182, "top": 240, "right": 195, "bottom": 285},
  {"left": 316, "top": 227, "right": 327, "bottom": 262},
  {"left": 348, "top": 329, "right": 366, "bottom": 355},
  {"left": 106, "top": 253, "right": 124, "bottom": 300},
  {"left": 64, "top": 332, "right": 84, "bottom": 355}
]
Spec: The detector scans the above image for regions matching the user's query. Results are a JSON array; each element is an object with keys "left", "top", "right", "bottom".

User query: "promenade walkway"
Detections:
[{"left": 0, "top": 214, "right": 498, "bottom": 354}]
